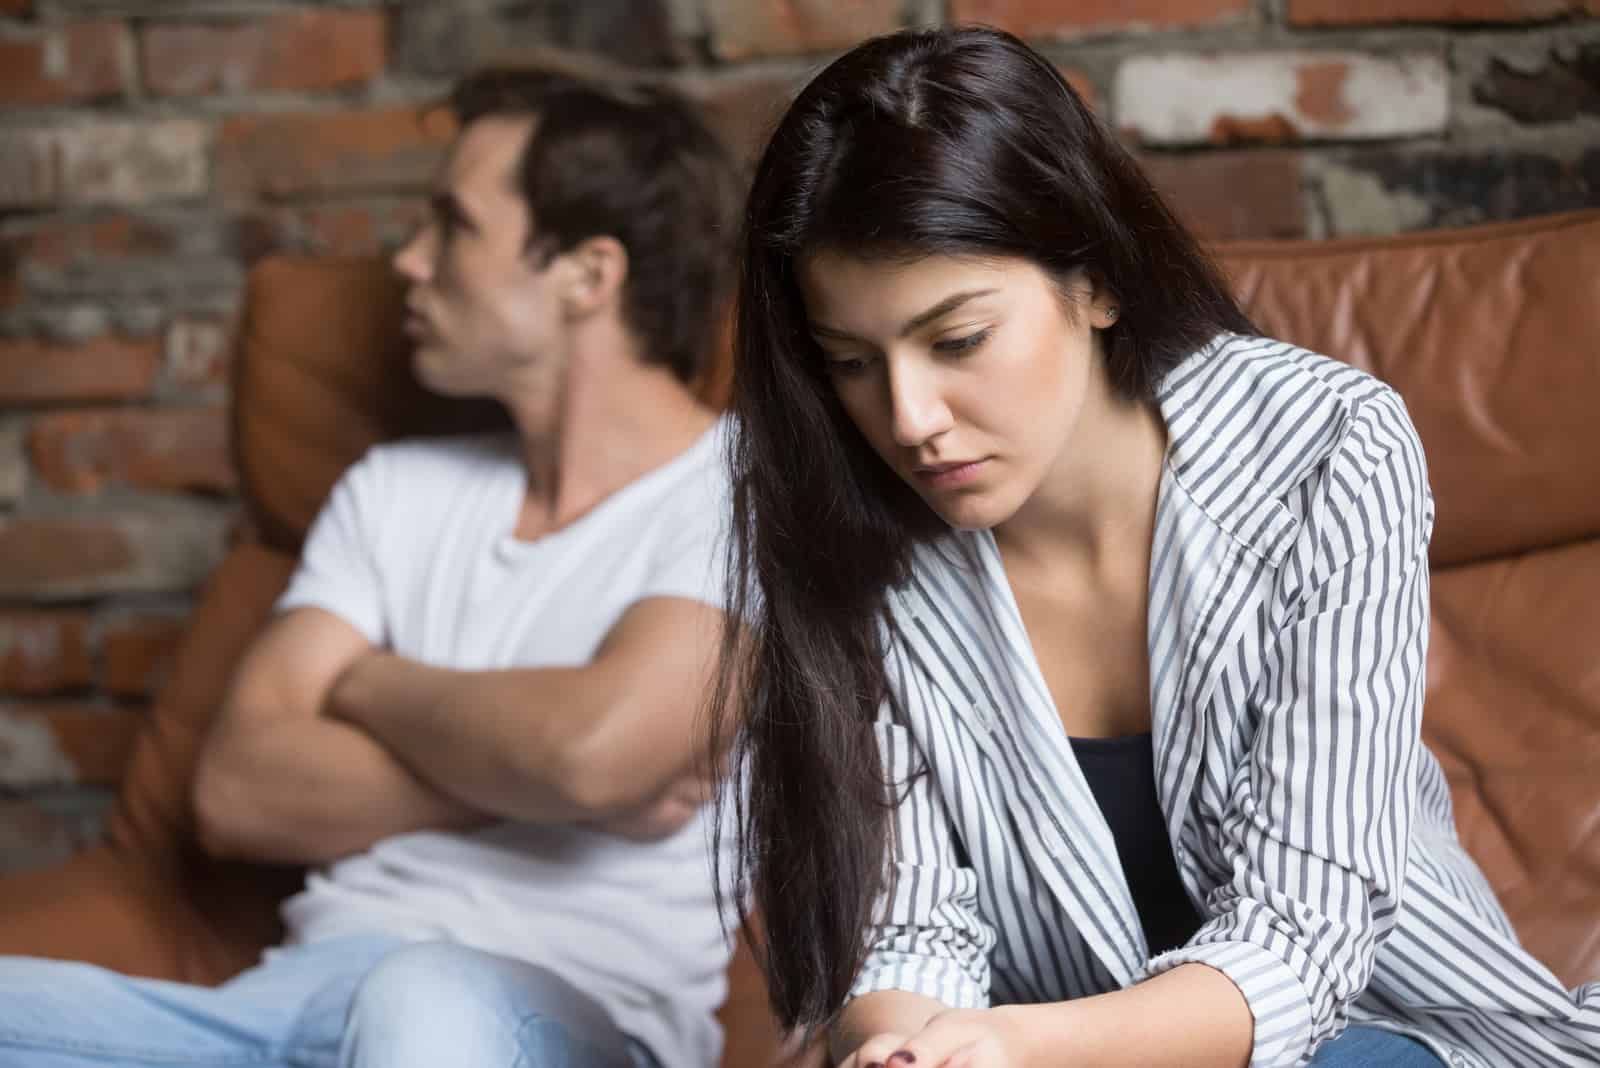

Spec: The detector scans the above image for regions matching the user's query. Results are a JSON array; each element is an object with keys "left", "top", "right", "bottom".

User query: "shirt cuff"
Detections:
[
  {"left": 848, "top": 952, "right": 988, "bottom": 1011},
  {"left": 1140, "top": 938, "right": 1315, "bottom": 1067}
]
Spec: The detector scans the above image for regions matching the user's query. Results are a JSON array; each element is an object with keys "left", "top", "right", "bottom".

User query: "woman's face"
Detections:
[{"left": 798, "top": 251, "right": 1115, "bottom": 531}]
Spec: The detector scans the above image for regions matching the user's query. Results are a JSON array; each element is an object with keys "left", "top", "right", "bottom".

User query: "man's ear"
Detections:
[{"left": 560, "top": 236, "right": 629, "bottom": 319}]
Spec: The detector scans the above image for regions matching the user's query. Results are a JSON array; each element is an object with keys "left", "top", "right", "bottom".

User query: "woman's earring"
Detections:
[{"left": 1102, "top": 306, "right": 1120, "bottom": 327}]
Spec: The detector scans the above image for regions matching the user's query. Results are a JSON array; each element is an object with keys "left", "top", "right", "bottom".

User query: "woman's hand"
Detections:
[
  {"left": 839, "top": 1007, "right": 1036, "bottom": 1068},
  {"left": 836, "top": 1032, "right": 909, "bottom": 1068}
]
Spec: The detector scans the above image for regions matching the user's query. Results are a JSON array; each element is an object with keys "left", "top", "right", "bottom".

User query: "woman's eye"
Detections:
[
  {"left": 933, "top": 328, "right": 991, "bottom": 354},
  {"left": 824, "top": 355, "right": 871, "bottom": 377}
]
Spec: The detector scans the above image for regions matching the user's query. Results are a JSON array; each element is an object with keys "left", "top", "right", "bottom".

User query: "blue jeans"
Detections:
[
  {"left": 0, "top": 936, "right": 657, "bottom": 1068},
  {"left": 1310, "top": 1025, "right": 1447, "bottom": 1066}
]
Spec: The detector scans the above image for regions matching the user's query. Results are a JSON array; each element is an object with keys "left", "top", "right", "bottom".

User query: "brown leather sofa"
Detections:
[{"left": 0, "top": 208, "right": 1595, "bottom": 1065}]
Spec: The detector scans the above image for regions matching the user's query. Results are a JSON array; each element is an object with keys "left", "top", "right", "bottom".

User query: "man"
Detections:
[{"left": 0, "top": 61, "right": 741, "bottom": 1068}]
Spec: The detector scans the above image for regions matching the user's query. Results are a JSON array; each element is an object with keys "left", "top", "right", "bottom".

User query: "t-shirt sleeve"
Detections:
[
  {"left": 275, "top": 448, "right": 389, "bottom": 645},
  {"left": 636, "top": 465, "right": 730, "bottom": 611}
]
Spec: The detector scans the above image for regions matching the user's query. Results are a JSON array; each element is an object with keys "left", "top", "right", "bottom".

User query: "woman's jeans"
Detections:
[
  {"left": 0, "top": 935, "right": 658, "bottom": 1068},
  {"left": 1310, "top": 1025, "right": 1448, "bottom": 1066}
]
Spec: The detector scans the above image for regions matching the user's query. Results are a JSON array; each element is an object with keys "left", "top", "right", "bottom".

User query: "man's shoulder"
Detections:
[
  {"left": 625, "top": 415, "right": 732, "bottom": 512},
  {"left": 347, "top": 432, "right": 519, "bottom": 493},
  {"left": 361, "top": 431, "right": 518, "bottom": 472}
]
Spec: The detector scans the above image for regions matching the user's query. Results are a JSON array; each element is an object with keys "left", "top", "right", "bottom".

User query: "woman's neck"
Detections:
[{"left": 994, "top": 366, "right": 1168, "bottom": 582}]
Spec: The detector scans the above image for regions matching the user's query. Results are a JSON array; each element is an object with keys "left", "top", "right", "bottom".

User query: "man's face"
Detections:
[{"left": 392, "top": 116, "right": 567, "bottom": 399}]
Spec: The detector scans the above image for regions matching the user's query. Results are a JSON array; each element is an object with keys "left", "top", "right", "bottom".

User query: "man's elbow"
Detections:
[
  {"left": 540, "top": 702, "right": 670, "bottom": 820},
  {"left": 191, "top": 743, "right": 339, "bottom": 865},
  {"left": 191, "top": 754, "right": 261, "bottom": 861}
]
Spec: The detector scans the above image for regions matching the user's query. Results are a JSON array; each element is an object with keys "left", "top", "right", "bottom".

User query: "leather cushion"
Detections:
[{"left": 1422, "top": 538, "right": 1600, "bottom": 987}]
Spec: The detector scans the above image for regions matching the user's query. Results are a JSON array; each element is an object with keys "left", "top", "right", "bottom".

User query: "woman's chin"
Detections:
[{"left": 923, "top": 490, "right": 1019, "bottom": 533}]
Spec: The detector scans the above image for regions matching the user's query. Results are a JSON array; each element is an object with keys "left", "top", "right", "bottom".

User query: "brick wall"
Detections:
[{"left": 0, "top": 0, "right": 1596, "bottom": 874}]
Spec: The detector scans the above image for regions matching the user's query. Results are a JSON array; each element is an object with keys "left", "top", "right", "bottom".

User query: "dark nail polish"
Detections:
[
  {"left": 888, "top": 1054, "right": 917, "bottom": 1065},
  {"left": 865, "top": 1062, "right": 884, "bottom": 1068}
]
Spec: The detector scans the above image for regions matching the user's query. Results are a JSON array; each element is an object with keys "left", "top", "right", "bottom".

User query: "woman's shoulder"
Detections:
[
  {"left": 1160, "top": 332, "right": 1424, "bottom": 505},
  {"left": 1161, "top": 333, "right": 1401, "bottom": 425}
]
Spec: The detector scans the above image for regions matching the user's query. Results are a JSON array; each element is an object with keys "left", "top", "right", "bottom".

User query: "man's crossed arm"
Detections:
[{"left": 192, "top": 597, "right": 722, "bottom": 866}]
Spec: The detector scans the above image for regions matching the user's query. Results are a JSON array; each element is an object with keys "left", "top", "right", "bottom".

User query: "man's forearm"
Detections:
[
  {"left": 327, "top": 651, "right": 621, "bottom": 824},
  {"left": 194, "top": 710, "right": 485, "bottom": 865}
]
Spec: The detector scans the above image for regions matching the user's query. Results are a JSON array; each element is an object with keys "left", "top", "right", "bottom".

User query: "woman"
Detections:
[{"left": 711, "top": 24, "right": 1600, "bottom": 1068}]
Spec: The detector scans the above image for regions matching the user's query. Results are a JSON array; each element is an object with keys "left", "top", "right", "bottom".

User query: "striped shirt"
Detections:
[{"left": 850, "top": 334, "right": 1600, "bottom": 1067}]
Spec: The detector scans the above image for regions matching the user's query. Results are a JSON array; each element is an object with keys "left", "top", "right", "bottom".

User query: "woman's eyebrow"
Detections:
[{"left": 811, "top": 288, "right": 999, "bottom": 341}]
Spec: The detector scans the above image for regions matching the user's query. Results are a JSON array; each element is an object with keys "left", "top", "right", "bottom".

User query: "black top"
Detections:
[{"left": 1068, "top": 732, "right": 1204, "bottom": 958}]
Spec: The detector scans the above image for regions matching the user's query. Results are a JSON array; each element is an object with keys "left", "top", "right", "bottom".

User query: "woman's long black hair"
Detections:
[{"left": 707, "top": 24, "right": 1254, "bottom": 1039}]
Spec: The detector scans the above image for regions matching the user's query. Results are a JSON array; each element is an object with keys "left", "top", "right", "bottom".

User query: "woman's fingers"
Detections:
[{"left": 893, "top": 1012, "right": 1010, "bottom": 1068}]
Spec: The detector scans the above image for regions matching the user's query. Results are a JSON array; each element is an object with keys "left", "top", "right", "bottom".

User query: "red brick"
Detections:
[
  {"left": 27, "top": 406, "right": 234, "bottom": 495},
  {"left": 0, "top": 506, "right": 228, "bottom": 599},
  {"left": 0, "top": 701, "right": 141, "bottom": 786},
  {"left": 217, "top": 107, "right": 451, "bottom": 199},
  {"left": 0, "top": 611, "right": 93, "bottom": 695},
  {"left": 100, "top": 616, "right": 184, "bottom": 697},
  {"left": 0, "top": 335, "right": 161, "bottom": 405},
  {"left": 142, "top": 11, "right": 387, "bottom": 97},
  {"left": 0, "top": 19, "right": 130, "bottom": 107},
  {"left": 952, "top": 0, "right": 1251, "bottom": 36},
  {"left": 706, "top": 0, "right": 904, "bottom": 60},
  {"left": 1139, "top": 151, "right": 1308, "bottom": 242},
  {"left": 1287, "top": 0, "right": 1578, "bottom": 24},
  {"left": 0, "top": 518, "right": 136, "bottom": 595}
]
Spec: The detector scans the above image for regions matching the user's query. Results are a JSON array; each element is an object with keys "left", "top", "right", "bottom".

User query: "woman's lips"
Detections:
[{"left": 915, "top": 458, "right": 987, "bottom": 489}]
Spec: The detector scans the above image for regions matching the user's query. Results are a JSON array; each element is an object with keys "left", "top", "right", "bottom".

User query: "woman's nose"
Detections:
[{"left": 887, "top": 357, "right": 954, "bottom": 448}]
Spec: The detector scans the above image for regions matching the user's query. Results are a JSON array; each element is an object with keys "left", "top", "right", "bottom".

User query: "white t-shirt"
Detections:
[{"left": 274, "top": 421, "right": 733, "bottom": 1068}]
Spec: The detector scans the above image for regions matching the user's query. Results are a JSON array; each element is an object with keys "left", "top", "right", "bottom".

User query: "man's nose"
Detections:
[{"left": 391, "top": 224, "right": 435, "bottom": 283}]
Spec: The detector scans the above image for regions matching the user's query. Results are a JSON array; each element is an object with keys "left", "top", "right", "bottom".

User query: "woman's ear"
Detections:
[
  {"left": 1090, "top": 298, "right": 1121, "bottom": 330},
  {"left": 560, "top": 235, "right": 629, "bottom": 318},
  {"left": 1084, "top": 271, "right": 1120, "bottom": 329}
]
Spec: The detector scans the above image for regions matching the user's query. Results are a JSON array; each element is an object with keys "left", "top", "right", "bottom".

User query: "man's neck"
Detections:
[{"left": 500, "top": 337, "right": 716, "bottom": 541}]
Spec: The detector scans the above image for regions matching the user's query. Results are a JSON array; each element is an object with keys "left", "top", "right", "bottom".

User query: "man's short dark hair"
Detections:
[{"left": 448, "top": 60, "right": 740, "bottom": 385}]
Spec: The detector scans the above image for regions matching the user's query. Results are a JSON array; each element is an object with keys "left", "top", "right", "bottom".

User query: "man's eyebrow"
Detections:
[{"left": 811, "top": 289, "right": 999, "bottom": 341}]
